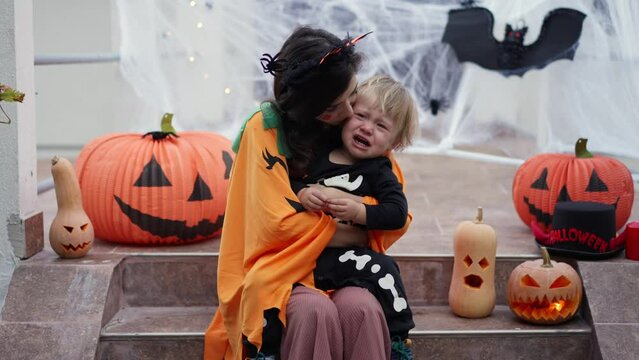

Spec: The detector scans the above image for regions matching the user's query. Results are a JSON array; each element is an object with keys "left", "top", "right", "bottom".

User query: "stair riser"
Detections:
[
  {"left": 97, "top": 339, "right": 203, "bottom": 360},
  {"left": 116, "top": 256, "right": 541, "bottom": 307},
  {"left": 97, "top": 334, "right": 594, "bottom": 360}
]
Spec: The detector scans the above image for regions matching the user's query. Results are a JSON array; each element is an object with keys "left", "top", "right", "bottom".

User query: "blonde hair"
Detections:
[{"left": 357, "top": 75, "right": 418, "bottom": 151}]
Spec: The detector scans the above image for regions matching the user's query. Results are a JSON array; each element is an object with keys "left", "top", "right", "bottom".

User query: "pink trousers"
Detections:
[{"left": 280, "top": 286, "right": 391, "bottom": 360}]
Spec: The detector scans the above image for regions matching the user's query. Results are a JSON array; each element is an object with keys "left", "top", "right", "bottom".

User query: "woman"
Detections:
[{"left": 204, "top": 26, "right": 411, "bottom": 360}]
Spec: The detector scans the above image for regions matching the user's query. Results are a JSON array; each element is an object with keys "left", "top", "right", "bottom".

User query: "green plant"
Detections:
[{"left": 0, "top": 83, "right": 25, "bottom": 124}]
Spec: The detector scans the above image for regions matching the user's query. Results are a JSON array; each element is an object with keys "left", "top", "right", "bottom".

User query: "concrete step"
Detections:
[
  {"left": 96, "top": 254, "right": 597, "bottom": 359},
  {"left": 97, "top": 304, "right": 593, "bottom": 359}
]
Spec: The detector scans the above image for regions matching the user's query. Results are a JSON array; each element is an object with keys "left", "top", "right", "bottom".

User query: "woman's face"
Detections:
[{"left": 316, "top": 76, "right": 358, "bottom": 125}]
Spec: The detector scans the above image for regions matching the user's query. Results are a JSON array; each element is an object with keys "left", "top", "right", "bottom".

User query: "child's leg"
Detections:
[{"left": 314, "top": 247, "right": 415, "bottom": 339}]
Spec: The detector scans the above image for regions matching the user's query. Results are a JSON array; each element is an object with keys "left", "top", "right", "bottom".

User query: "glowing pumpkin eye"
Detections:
[
  {"left": 463, "top": 255, "right": 473, "bottom": 267},
  {"left": 550, "top": 275, "right": 572, "bottom": 289},
  {"left": 586, "top": 170, "right": 608, "bottom": 192},
  {"left": 479, "top": 257, "right": 490, "bottom": 269},
  {"left": 521, "top": 274, "right": 540, "bottom": 287},
  {"left": 64, "top": 226, "right": 74, "bottom": 233},
  {"left": 530, "top": 168, "right": 549, "bottom": 190},
  {"left": 80, "top": 223, "right": 89, "bottom": 231}
]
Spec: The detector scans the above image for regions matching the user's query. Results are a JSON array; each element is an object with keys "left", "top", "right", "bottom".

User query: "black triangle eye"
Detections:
[
  {"left": 586, "top": 170, "right": 608, "bottom": 192},
  {"left": 188, "top": 173, "right": 213, "bottom": 201},
  {"left": 134, "top": 155, "right": 172, "bottom": 187},
  {"left": 531, "top": 168, "right": 549, "bottom": 190},
  {"left": 557, "top": 186, "right": 572, "bottom": 203},
  {"left": 223, "top": 151, "right": 233, "bottom": 179}
]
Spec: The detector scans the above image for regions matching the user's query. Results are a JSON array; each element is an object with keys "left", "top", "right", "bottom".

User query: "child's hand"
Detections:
[
  {"left": 297, "top": 187, "right": 329, "bottom": 212},
  {"left": 326, "top": 198, "right": 366, "bottom": 224}
]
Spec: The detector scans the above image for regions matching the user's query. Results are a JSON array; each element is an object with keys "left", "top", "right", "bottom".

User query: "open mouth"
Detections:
[
  {"left": 353, "top": 134, "right": 370, "bottom": 147},
  {"left": 510, "top": 294, "right": 578, "bottom": 321},
  {"left": 464, "top": 274, "right": 483, "bottom": 289}
]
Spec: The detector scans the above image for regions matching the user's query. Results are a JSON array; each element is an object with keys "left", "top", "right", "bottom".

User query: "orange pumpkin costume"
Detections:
[{"left": 204, "top": 103, "right": 411, "bottom": 360}]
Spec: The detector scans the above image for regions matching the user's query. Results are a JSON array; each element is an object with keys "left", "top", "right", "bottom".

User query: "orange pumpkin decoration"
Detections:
[
  {"left": 75, "top": 114, "right": 233, "bottom": 245},
  {"left": 448, "top": 207, "right": 497, "bottom": 318},
  {"left": 512, "top": 138, "right": 634, "bottom": 232},
  {"left": 507, "top": 247, "right": 582, "bottom": 324}
]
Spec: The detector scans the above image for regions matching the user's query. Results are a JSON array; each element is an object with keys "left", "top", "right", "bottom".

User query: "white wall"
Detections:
[{"left": 33, "top": 0, "right": 137, "bottom": 159}]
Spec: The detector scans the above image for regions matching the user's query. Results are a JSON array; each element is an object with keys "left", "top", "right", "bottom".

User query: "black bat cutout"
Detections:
[
  {"left": 442, "top": 7, "right": 586, "bottom": 77},
  {"left": 262, "top": 148, "right": 288, "bottom": 172}
]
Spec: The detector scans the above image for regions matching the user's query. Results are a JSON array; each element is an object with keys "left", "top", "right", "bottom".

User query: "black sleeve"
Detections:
[
  {"left": 290, "top": 177, "right": 308, "bottom": 196},
  {"left": 364, "top": 158, "right": 408, "bottom": 230}
]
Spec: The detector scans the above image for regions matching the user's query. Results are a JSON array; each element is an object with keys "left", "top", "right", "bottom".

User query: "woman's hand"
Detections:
[{"left": 328, "top": 222, "right": 368, "bottom": 248}]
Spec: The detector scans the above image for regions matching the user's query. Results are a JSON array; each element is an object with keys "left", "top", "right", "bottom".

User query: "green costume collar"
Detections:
[{"left": 232, "top": 102, "right": 291, "bottom": 157}]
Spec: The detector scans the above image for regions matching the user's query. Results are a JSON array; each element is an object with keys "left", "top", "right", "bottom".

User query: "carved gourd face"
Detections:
[
  {"left": 507, "top": 248, "right": 582, "bottom": 324},
  {"left": 76, "top": 115, "right": 234, "bottom": 245},
  {"left": 512, "top": 138, "right": 634, "bottom": 232},
  {"left": 50, "top": 211, "right": 94, "bottom": 257},
  {"left": 449, "top": 208, "right": 497, "bottom": 319}
]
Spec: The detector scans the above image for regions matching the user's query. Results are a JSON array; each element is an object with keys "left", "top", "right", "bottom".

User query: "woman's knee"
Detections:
[
  {"left": 287, "top": 286, "right": 340, "bottom": 324},
  {"left": 332, "top": 286, "right": 385, "bottom": 317}
]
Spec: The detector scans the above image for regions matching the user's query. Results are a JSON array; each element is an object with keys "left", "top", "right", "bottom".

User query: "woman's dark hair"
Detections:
[{"left": 265, "top": 26, "right": 363, "bottom": 177}]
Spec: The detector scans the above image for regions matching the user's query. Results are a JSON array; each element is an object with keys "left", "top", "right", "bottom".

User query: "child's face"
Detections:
[
  {"left": 341, "top": 93, "right": 397, "bottom": 159},
  {"left": 317, "top": 76, "right": 358, "bottom": 125}
]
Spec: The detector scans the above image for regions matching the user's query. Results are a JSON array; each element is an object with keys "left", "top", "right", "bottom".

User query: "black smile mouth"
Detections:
[
  {"left": 524, "top": 197, "right": 553, "bottom": 227},
  {"left": 114, "top": 196, "right": 224, "bottom": 241}
]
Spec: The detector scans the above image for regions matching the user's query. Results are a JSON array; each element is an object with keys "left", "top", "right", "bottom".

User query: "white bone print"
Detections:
[
  {"left": 338, "top": 250, "right": 371, "bottom": 270},
  {"left": 371, "top": 264, "right": 381, "bottom": 273},
  {"left": 378, "top": 273, "right": 408, "bottom": 312},
  {"left": 323, "top": 173, "right": 364, "bottom": 192}
]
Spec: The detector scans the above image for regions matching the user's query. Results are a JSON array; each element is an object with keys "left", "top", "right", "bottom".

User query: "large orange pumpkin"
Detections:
[
  {"left": 512, "top": 138, "right": 634, "bottom": 232},
  {"left": 75, "top": 114, "right": 233, "bottom": 245}
]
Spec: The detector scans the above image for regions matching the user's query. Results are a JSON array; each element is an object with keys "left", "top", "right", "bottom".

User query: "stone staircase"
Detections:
[{"left": 92, "top": 254, "right": 597, "bottom": 359}]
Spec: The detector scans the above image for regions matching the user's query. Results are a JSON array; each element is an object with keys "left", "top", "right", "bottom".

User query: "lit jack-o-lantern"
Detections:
[
  {"left": 449, "top": 207, "right": 497, "bottom": 318},
  {"left": 50, "top": 156, "right": 94, "bottom": 258},
  {"left": 512, "top": 138, "right": 634, "bottom": 232},
  {"left": 507, "top": 247, "right": 582, "bottom": 324},
  {"left": 75, "top": 114, "right": 234, "bottom": 245}
]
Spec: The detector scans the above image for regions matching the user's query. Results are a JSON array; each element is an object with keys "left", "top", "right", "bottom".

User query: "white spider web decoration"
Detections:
[{"left": 116, "top": 0, "right": 639, "bottom": 172}]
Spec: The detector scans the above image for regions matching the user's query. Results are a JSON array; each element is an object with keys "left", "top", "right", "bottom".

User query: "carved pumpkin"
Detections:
[
  {"left": 50, "top": 156, "right": 94, "bottom": 258},
  {"left": 507, "top": 247, "right": 582, "bottom": 324},
  {"left": 512, "top": 138, "right": 634, "bottom": 233},
  {"left": 448, "top": 207, "right": 497, "bottom": 318},
  {"left": 75, "top": 114, "right": 233, "bottom": 245}
]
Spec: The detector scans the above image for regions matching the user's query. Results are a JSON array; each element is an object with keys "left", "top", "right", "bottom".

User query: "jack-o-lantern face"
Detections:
[
  {"left": 50, "top": 212, "right": 94, "bottom": 258},
  {"left": 507, "top": 248, "right": 582, "bottom": 324},
  {"left": 461, "top": 254, "right": 491, "bottom": 289},
  {"left": 512, "top": 138, "right": 634, "bottom": 232},
  {"left": 76, "top": 115, "right": 234, "bottom": 245}
]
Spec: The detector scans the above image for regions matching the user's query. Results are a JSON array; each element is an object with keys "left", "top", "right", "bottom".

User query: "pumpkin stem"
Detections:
[
  {"left": 575, "top": 138, "right": 593, "bottom": 159},
  {"left": 474, "top": 207, "right": 483, "bottom": 224},
  {"left": 540, "top": 247, "right": 553, "bottom": 268},
  {"left": 161, "top": 113, "right": 177, "bottom": 135},
  {"left": 142, "top": 113, "right": 179, "bottom": 140}
]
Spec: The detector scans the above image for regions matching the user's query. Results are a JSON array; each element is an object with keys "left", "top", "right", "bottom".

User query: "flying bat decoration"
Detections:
[{"left": 442, "top": 7, "right": 587, "bottom": 77}]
